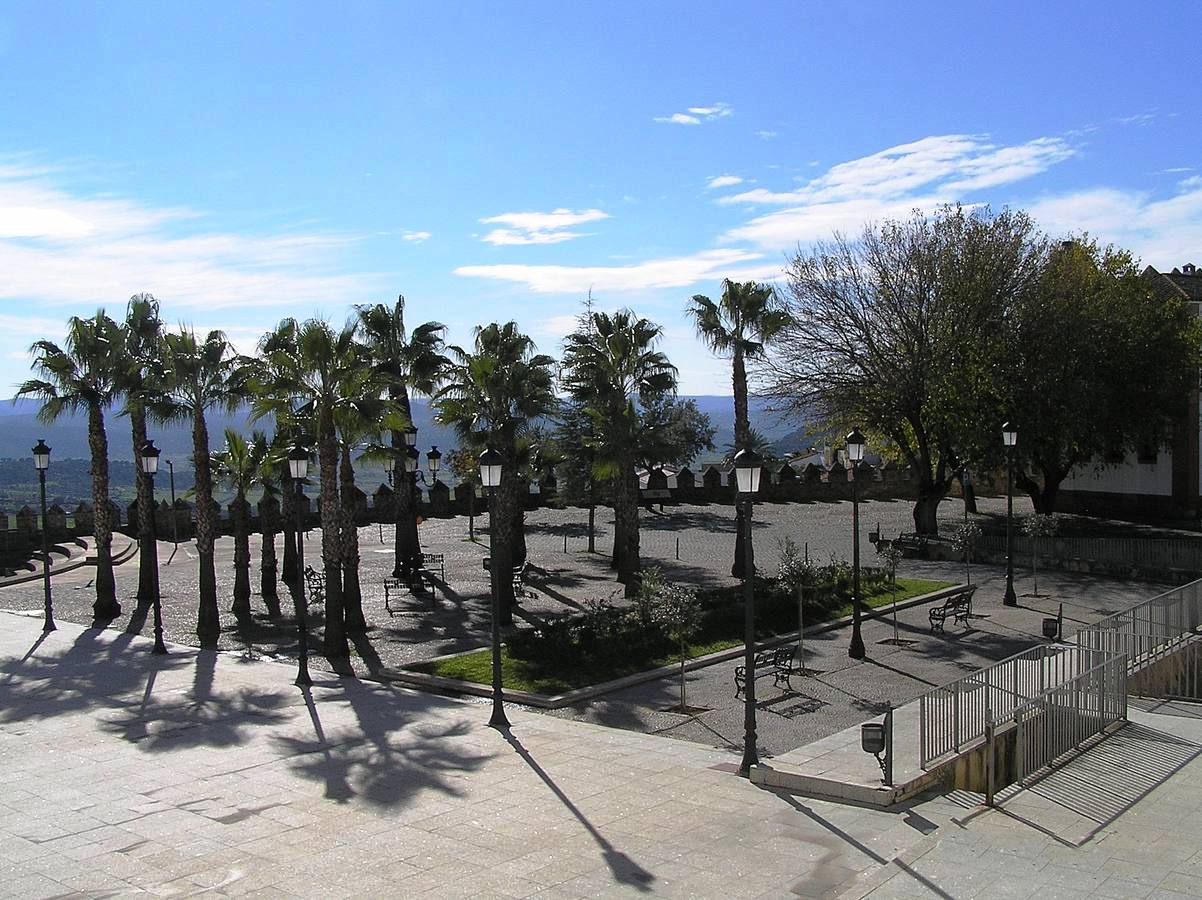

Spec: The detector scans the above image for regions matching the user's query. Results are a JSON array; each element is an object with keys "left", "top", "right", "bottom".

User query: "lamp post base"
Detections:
[
  {"left": 488, "top": 706, "right": 511, "bottom": 730},
  {"left": 848, "top": 630, "right": 866, "bottom": 660}
]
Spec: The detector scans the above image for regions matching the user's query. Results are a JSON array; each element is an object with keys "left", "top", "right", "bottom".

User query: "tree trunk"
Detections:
[
  {"left": 612, "top": 462, "right": 640, "bottom": 597},
  {"left": 319, "top": 414, "right": 347, "bottom": 659},
  {"left": 511, "top": 501, "right": 527, "bottom": 566},
  {"left": 130, "top": 404, "right": 155, "bottom": 608},
  {"left": 340, "top": 442, "right": 366, "bottom": 634},
  {"left": 391, "top": 392, "right": 422, "bottom": 577},
  {"left": 281, "top": 481, "right": 298, "bottom": 595},
  {"left": 230, "top": 494, "right": 252, "bottom": 620},
  {"left": 912, "top": 484, "right": 945, "bottom": 535},
  {"left": 88, "top": 403, "right": 120, "bottom": 620},
  {"left": 731, "top": 349, "right": 750, "bottom": 578},
  {"left": 259, "top": 489, "right": 281, "bottom": 618},
  {"left": 491, "top": 470, "right": 522, "bottom": 625},
  {"left": 193, "top": 408, "right": 220, "bottom": 646},
  {"left": 1018, "top": 468, "right": 1063, "bottom": 515}
]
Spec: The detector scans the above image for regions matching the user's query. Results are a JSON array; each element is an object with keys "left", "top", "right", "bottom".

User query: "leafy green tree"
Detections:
[
  {"left": 643, "top": 569, "right": 702, "bottom": 711},
  {"left": 1022, "top": 513, "right": 1059, "bottom": 596},
  {"left": 689, "top": 280, "right": 790, "bottom": 575},
  {"left": 19, "top": 311, "right": 123, "bottom": 619},
  {"left": 446, "top": 447, "right": 481, "bottom": 540},
  {"left": 435, "top": 322, "right": 556, "bottom": 623},
  {"left": 561, "top": 310, "right": 676, "bottom": 595},
  {"left": 356, "top": 297, "right": 447, "bottom": 579},
  {"left": 1002, "top": 240, "right": 1202, "bottom": 512},
  {"left": 764, "top": 205, "right": 1045, "bottom": 534},
  {"left": 161, "top": 328, "right": 240, "bottom": 646}
]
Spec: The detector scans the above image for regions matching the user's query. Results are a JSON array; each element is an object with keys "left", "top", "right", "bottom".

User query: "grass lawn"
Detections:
[{"left": 411, "top": 576, "right": 951, "bottom": 695}]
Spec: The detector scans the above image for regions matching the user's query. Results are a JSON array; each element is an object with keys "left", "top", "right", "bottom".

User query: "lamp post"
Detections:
[
  {"left": 1002, "top": 422, "right": 1018, "bottom": 607},
  {"left": 289, "top": 442, "right": 313, "bottom": 687},
  {"left": 734, "top": 446, "right": 763, "bottom": 776},
  {"left": 32, "top": 439, "right": 54, "bottom": 633},
  {"left": 139, "top": 440, "right": 167, "bottom": 654},
  {"left": 847, "top": 429, "right": 867, "bottom": 660},
  {"left": 427, "top": 446, "right": 441, "bottom": 482},
  {"left": 479, "top": 447, "right": 509, "bottom": 730},
  {"left": 383, "top": 452, "right": 395, "bottom": 487}
]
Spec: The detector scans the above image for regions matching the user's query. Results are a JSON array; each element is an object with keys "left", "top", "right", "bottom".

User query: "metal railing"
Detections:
[
  {"left": 919, "top": 644, "right": 1113, "bottom": 768},
  {"left": 978, "top": 534, "right": 1202, "bottom": 574},
  {"left": 1077, "top": 578, "right": 1202, "bottom": 675},
  {"left": 1010, "top": 652, "right": 1128, "bottom": 790}
]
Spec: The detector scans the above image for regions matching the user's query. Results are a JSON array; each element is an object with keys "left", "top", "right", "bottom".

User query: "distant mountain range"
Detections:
[
  {"left": 0, "top": 395, "right": 815, "bottom": 509},
  {"left": 0, "top": 395, "right": 810, "bottom": 461}
]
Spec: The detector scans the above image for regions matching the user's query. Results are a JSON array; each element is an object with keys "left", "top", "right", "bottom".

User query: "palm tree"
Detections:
[
  {"left": 252, "top": 431, "right": 285, "bottom": 619},
  {"left": 254, "top": 317, "right": 359, "bottom": 660},
  {"left": 688, "top": 280, "right": 789, "bottom": 575},
  {"left": 561, "top": 310, "right": 676, "bottom": 595},
  {"left": 211, "top": 429, "right": 260, "bottom": 622},
  {"left": 115, "top": 294, "right": 165, "bottom": 609},
  {"left": 356, "top": 297, "right": 446, "bottom": 579},
  {"left": 162, "top": 328, "right": 240, "bottom": 647},
  {"left": 19, "top": 311, "right": 123, "bottom": 620},
  {"left": 435, "top": 322, "right": 556, "bottom": 623}
]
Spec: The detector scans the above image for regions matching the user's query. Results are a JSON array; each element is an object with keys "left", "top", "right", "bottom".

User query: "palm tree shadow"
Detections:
[{"left": 503, "top": 730, "right": 655, "bottom": 892}]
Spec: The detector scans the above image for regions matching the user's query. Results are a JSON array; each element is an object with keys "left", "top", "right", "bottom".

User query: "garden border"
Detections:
[{"left": 374, "top": 582, "right": 968, "bottom": 708}]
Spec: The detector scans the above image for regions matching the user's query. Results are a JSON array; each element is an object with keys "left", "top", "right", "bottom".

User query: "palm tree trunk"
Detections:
[
  {"left": 612, "top": 462, "right": 640, "bottom": 597},
  {"left": 193, "top": 408, "right": 220, "bottom": 647},
  {"left": 130, "top": 404, "right": 157, "bottom": 608},
  {"left": 88, "top": 403, "right": 120, "bottom": 620},
  {"left": 340, "top": 442, "right": 366, "bottom": 634},
  {"left": 231, "top": 493, "right": 252, "bottom": 620},
  {"left": 259, "top": 488, "right": 282, "bottom": 618},
  {"left": 319, "top": 413, "right": 348, "bottom": 658},
  {"left": 732, "top": 348, "right": 749, "bottom": 578},
  {"left": 281, "top": 480, "right": 298, "bottom": 594}
]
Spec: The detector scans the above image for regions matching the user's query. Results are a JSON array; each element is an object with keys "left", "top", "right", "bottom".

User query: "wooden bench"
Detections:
[
  {"left": 735, "top": 646, "right": 797, "bottom": 697},
  {"left": 928, "top": 585, "right": 977, "bottom": 634},
  {"left": 304, "top": 566, "right": 325, "bottom": 605}
]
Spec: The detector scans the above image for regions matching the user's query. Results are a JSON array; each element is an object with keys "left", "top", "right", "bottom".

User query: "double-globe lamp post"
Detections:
[
  {"left": 735, "top": 447, "right": 763, "bottom": 776},
  {"left": 479, "top": 447, "right": 509, "bottom": 730},
  {"left": 1002, "top": 422, "right": 1018, "bottom": 607},
  {"left": 32, "top": 439, "right": 55, "bottom": 633},
  {"left": 138, "top": 440, "right": 168, "bottom": 654},
  {"left": 847, "top": 429, "right": 867, "bottom": 660},
  {"left": 289, "top": 443, "right": 313, "bottom": 687}
]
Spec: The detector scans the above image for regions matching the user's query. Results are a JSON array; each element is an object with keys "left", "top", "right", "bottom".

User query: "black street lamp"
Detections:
[
  {"left": 734, "top": 446, "right": 763, "bottom": 776},
  {"left": 427, "top": 445, "right": 442, "bottom": 480},
  {"left": 847, "top": 429, "right": 867, "bottom": 660},
  {"left": 289, "top": 442, "right": 313, "bottom": 687},
  {"left": 479, "top": 447, "right": 509, "bottom": 730},
  {"left": 32, "top": 439, "right": 54, "bottom": 633},
  {"left": 1002, "top": 422, "right": 1018, "bottom": 607},
  {"left": 383, "top": 452, "right": 395, "bottom": 487},
  {"left": 139, "top": 440, "right": 167, "bottom": 655}
]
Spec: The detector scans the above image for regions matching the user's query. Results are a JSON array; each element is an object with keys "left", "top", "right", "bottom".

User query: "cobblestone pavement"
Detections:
[{"left": 0, "top": 495, "right": 1168, "bottom": 759}]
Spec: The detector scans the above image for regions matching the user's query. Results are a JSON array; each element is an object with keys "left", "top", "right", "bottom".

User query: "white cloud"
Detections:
[
  {"left": 0, "top": 163, "right": 377, "bottom": 311},
  {"left": 478, "top": 208, "right": 609, "bottom": 246},
  {"left": 1026, "top": 179, "right": 1202, "bottom": 268},
  {"left": 715, "top": 134, "right": 1076, "bottom": 250},
  {"left": 402, "top": 230, "right": 431, "bottom": 243},
  {"left": 655, "top": 102, "right": 732, "bottom": 125},
  {"left": 755, "top": 130, "right": 777, "bottom": 140},
  {"left": 455, "top": 249, "right": 778, "bottom": 294},
  {"left": 706, "top": 175, "right": 744, "bottom": 190}
]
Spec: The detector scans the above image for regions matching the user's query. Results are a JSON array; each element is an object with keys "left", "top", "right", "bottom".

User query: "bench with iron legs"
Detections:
[
  {"left": 928, "top": 584, "right": 977, "bottom": 633},
  {"left": 303, "top": 565, "right": 325, "bottom": 606},
  {"left": 415, "top": 552, "right": 445, "bottom": 587},
  {"left": 735, "top": 645, "right": 798, "bottom": 697},
  {"left": 483, "top": 556, "right": 535, "bottom": 601}
]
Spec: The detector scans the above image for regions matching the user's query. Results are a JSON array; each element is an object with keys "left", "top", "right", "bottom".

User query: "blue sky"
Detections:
[{"left": 1, "top": 1, "right": 1199, "bottom": 395}]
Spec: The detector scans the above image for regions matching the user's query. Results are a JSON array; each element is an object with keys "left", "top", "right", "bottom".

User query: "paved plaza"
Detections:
[
  {"left": 5, "top": 497, "right": 1202, "bottom": 896},
  {"left": 5, "top": 609, "right": 1202, "bottom": 897}
]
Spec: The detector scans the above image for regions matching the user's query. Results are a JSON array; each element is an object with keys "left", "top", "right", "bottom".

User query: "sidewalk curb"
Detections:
[{"left": 375, "top": 583, "right": 970, "bottom": 708}]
